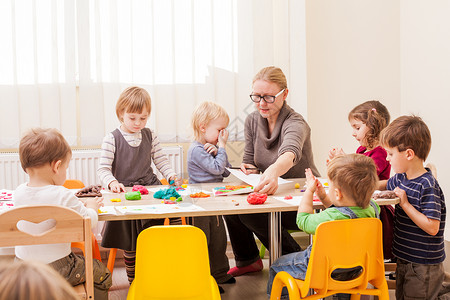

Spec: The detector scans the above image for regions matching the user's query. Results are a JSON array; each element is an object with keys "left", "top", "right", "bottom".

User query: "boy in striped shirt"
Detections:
[{"left": 379, "top": 115, "right": 447, "bottom": 300}]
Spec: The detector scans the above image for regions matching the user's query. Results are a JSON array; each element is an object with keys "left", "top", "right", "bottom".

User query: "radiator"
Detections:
[{"left": 0, "top": 146, "right": 184, "bottom": 189}]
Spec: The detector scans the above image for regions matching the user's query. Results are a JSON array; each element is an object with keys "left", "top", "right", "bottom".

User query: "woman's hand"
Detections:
[
  {"left": 204, "top": 143, "right": 218, "bottom": 155},
  {"left": 254, "top": 166, "right": 279, "bottom": 195},
  {"left": 109, "top": 180, "right": 126, "bottom": 193},
  {"left": 240, "top": 163, "right": 259, "bottom": 175}
]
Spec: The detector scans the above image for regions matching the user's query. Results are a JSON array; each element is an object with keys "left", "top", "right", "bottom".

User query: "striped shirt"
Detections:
[
  {"left": 97, "top": 127, "right": 176, "bottom": 188},
  {"left": 387, "top": 171, "right": 446, "bottom": 264}
]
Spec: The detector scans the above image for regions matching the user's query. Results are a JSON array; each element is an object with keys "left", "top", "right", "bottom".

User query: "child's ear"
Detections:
[
  {"left": 405, "top": 149, "right": 415, "bottom": 160},
  {"left": 334, "top": 187, "right": 343, "bottom": 201},
  {"left": 199, "top": 123, "right": 206, "bottom": 133},
  {"left": 51, "top": 160, "right": 62, "bottom": 173}
]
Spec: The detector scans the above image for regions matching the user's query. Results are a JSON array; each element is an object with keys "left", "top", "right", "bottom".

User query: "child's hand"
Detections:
[
  {"left": 109, "top": 180, "right": 126, "bottom": 193},
  {"left": 204, "top": 143, "right": 218, "bottom": 155},
  {"left": 305, "top": 168, "right": 320, "bottom": 193},
  {"left": 327, "top": 147, "right": 345, "bottom": 164},
  {"left": 85, "top": 197, "right": 103, "bottom": 212},
  {"left": 217, "top": 129, "right": 229, "bottom": 148},
  {"left": 169, "top": 176, "right": 182, "bottom": 186},
  {"left": 394, "top": 187, "right": 408, "bottom": 207}
]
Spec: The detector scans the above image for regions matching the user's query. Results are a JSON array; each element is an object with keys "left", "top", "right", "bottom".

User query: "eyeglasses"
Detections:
[{"left": 249, "top": 89, "right": 285, "bottom": 103}]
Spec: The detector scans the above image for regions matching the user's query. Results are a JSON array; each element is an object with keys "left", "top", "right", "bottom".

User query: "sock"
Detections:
[
  {"left": 123, "top": 250, "right": 136, "bottom": 284},
  {"left": 227, "top": 258, "right": 263, "bottom": 277}
]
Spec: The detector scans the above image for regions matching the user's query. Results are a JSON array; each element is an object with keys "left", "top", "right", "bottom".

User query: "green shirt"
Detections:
[{"left": 296, "top": 203, "right": 380, "bottom": 235}]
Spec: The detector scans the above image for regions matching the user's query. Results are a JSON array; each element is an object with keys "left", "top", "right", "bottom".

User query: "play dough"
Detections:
[
  {"left": 75, "top": 185, "right": 102, "bottom": 197},
  {"left": 247, "top": 192, "right": 267, "bottom": 205},
  {"left": 125, "top": 191, "right": 141, "bottom": 200},
  {"left": 153, "top": 187, "right": 181, "bottom": 199},
  {"left": 132, "top": 185, "right": 149, "bottom": 195}
]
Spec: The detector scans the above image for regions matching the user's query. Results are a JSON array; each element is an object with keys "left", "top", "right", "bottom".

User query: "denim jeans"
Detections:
[{"left": 267, "top": 245, "right": 312, "bottom": 298}]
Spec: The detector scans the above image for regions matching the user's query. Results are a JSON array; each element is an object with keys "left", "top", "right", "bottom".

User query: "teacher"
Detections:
[{"left": 224, "top": 66, "right": 320, "bottom": 277}]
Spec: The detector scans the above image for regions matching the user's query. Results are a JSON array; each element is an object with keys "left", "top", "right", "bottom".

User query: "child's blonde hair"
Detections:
[
  {"left": 380, "top": 115, "right": 431, "bottom": 161},
  {"left": 327, "top": 154, "right": 378, "bottom": 208},
  {"left": 348, "top": 100, "right": 390, "bottom": 149},
  {"left": 19, "top": 128, "right": 71, "bottom": 172},
  {"left": 116, "top": 86, "right": 152, "bottom": 121},
  {"left": 0, "top": 260, "right": 79, "bottom": 300},
  {"left": 252, "top": 66, "right": 287, "bottom": 90},
  {"left": 191, "top": 101, "right": 229, "bottom": 141}
]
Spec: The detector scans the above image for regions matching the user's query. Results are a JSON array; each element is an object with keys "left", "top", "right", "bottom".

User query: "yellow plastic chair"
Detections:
[
  {"left": 270, "top": 218, "right": 389, "bottom": 300},
  {"left": 127, "top": 225, "right": 221, "bottom": 300}
]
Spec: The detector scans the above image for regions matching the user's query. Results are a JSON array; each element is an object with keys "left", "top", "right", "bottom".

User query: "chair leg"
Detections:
[{"left": 107, "top": 248, "right": 118, "bottom": 274}]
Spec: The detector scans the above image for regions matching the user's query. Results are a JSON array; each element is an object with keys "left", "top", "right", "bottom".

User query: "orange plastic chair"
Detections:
[
  {"left": 270, "top": 218, "right": 389, "bottom": 300},
  {"left": 127, "top": 225, "right": 221, "bottom": 300}
]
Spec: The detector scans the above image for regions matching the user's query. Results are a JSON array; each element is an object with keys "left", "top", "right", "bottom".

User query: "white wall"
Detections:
[
  {"left": 400, "top": 0, "right": 450, "bottom": 239},
  {"left": 304, "top": 0, "right": 400, "bottom": 175},
  {"left": 304, "top": 0, "right": 450, "bottom": 239}
]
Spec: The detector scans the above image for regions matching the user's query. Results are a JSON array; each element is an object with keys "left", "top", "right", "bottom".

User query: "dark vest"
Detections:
[{"left": 111, "top": 128, "right": 160, "bottom": 187}]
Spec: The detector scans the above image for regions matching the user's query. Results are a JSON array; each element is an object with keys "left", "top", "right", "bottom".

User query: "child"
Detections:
[
  {"left": 0, "top": 260, "right": 80, "bottom": 300},
  {"left": 267, "top": 154, "right": 380, "bottom": 299},
  {"left": 187, "top": 101, "right": 235, "bottom": 293},
  {"left": 329, "top": 100, "right": 395, "bottom": 259},
  {"left": 14, "top": 128, "right": 111, "bottom": 300},
  {"left": 379, "top": 115, "right": 447, "bottom": 300},
  {"left": 98, "top": 86, "right": 181, "bottom": 283}
]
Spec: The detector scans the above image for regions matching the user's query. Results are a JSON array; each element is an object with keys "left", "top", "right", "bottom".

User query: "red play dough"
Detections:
[
  {"left": 247, "top": 192, "right": 267, "bottom": 205},
  {"left": 132, "top": 185, "right": 149, "bottom": 195}
]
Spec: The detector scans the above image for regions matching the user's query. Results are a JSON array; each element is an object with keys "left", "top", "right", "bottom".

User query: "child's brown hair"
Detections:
[
  {"left": 348, "top": 100, "right": 390, "bottom": 149},
  {"left": 191, "top": 101, "right": 229, "bottom": 141},
  {"left": 380, "top": 115, "right": 431, "bottom": 161},
  {"left": 327, "top": 154, "right": 378, "bottom": 208},
  {"left": 19, "top": 128, "right": 71, "bottom": 172},
  {"left": 116, "top": 86, "right": 152, "bottom": 122}
]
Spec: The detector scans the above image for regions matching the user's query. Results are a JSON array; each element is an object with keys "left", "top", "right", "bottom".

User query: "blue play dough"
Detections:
[{"left": 153, "top": 187, "right": 181, "bottom": 199}]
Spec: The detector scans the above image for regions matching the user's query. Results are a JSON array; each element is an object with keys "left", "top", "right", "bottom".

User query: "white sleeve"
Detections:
[{"left": 97, "top": 133, "right": 117, "bottom": 188}]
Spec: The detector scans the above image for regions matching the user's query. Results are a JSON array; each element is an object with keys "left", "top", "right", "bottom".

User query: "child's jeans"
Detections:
[{"left": 267, "top": 245, "right": 312, "bottom": 299}]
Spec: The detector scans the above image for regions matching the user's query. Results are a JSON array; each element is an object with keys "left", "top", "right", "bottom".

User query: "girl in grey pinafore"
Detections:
[{"left": 101, "top": 128, "right": 164, "bottom": 282}]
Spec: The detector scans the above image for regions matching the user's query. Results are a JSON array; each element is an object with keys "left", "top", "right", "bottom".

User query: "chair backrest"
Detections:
[
  {"left": 0, "top": 205, "right": 94, "bottom": 299},
  {"left": 302, "top": 218, "right": 385, "bottom": 296},
  {"left": 130, "top": 225, "right": 220, "bottom": 300}
]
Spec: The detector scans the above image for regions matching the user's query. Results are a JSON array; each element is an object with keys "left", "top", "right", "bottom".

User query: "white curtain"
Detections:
[{"left": 0, "top": 0, "right": 306, "bottom": 148}]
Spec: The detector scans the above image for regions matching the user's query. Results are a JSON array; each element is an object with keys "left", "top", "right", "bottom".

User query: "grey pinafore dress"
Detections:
[{"left": 101, "top": 128, "right": 164, "bottom": 251}]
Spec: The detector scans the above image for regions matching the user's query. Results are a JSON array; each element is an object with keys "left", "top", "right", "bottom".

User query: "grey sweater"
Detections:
[{"left": 243, "top": 102, "right": 320, "bottom": 178}]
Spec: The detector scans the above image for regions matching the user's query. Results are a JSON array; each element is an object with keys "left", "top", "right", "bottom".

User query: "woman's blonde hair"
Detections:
[
  {"left": 252, "top": 66, "right": 288, "bottom": 90},
  {"left": 191, "top": 101, "right": 229, "bottom": 141},
  {"left": 0, "top": 260, "right": 79, "bottom": 300},
  {"left": 116, "top": 86, "right": 152, "bottom": 121}
]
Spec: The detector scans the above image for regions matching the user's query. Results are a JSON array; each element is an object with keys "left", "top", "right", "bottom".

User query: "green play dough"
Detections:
[{"left": 125, "top": 191, "right": 141, "bottom": 200}]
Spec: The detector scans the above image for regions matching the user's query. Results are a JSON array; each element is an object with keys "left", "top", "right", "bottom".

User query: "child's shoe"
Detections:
[{"left": 227, "top": 258, "right": 263, "bottom": 277}]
